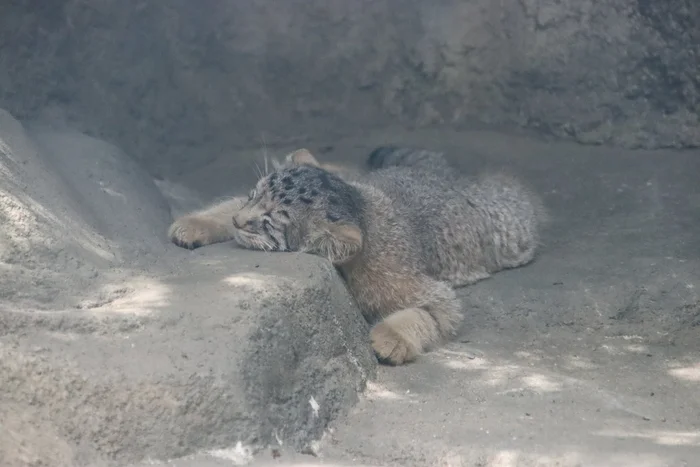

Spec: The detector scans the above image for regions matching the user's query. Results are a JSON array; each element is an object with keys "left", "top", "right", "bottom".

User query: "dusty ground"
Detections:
[{"left": 2, "top": 110, "right": 699, "bottom": 466}]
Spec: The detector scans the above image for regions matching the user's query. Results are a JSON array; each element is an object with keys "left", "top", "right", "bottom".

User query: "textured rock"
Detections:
[
  {"left": 0, "top": 0, "right": 698, "bottom": 182},
  {"left": 0, "top": 109, "right": 172, "bottom": 310},
  {"left": 0, "top": 109, "right": 376, "bottom": 466},
  {"left": 1, "top": 247, "right": 375, "bottom": 466}
]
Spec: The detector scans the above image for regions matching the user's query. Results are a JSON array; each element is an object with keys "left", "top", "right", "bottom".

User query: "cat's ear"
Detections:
[
  {"left": 286, "top": 148, "right": 322, "bottom": 168},
  {"left": 304, "top": 222, "right": 362, "bottom": 265},
  {"left": 271, "top": 156, "right": 285, "bottom": 171}
]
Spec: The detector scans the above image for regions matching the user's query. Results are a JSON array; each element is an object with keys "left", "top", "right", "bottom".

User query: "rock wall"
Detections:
[{"left": 1, "top": 0, "right": 698, "bottom": 179}]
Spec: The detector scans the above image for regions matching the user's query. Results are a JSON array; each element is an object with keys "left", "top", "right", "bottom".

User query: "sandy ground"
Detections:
[{"left": 2, "top": 110, "right": 698, "bottom": 466}]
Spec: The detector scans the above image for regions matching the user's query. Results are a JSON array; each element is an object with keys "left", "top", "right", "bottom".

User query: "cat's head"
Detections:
[{"left": 232, "top": 149, "right": 364, "bottom": 264}]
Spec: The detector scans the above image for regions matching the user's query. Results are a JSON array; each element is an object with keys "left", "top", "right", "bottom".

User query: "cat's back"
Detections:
[
  {"left": 363, "top": 166, "right": 457, "bottom": 217},
  {"left": 355, "top": 146, "right": 545, "bottom": 286},
  {"left": 360, "top": 166, "right": 464, "bottom": 268}
]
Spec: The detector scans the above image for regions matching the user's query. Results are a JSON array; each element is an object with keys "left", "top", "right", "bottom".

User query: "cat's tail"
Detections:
[{"left": 366, "top": 146, "right": 452, "bottom": 173}]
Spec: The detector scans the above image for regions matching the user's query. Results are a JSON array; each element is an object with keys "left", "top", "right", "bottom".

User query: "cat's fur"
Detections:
[{"left": 169, "top": 147, "right": 546, "bottom": 365}]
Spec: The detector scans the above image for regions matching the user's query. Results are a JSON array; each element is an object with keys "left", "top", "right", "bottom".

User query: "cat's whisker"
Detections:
[
  {"left": 259, "top": 132, "right": 270, "bottom": 176},
  {"left": 253, "top": 161, "right": 263, "bottom": 180}
]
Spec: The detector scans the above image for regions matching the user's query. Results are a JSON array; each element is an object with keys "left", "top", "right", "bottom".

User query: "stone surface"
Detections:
[
  {"left": 1, "top": 247, "right": 375, "bottom": 466},
  {"left": 0, "top": 109, "right": 173, "bottom": 310},
  {"left": 0, "top": 109, "right": 375, "bottom": 466},
  {"left": 0, "top": 0, "right": 697, "bottom": 183}
]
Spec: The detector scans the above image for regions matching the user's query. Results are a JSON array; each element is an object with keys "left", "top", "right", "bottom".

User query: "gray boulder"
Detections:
[{"left": 0, "top": 109, "right": 376, "bottom": 466}]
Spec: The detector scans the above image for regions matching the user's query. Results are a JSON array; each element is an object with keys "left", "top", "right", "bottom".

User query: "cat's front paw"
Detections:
[{"left": 168, "top": 216, "right": 222, "bottom": 250}]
